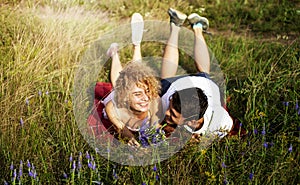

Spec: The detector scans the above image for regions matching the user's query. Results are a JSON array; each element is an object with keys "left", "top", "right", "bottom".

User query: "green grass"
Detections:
[{"left": 0, "top": 0, "right": 299, "bottom": 184}]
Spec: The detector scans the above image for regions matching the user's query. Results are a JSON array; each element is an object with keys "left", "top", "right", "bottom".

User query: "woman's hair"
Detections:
[{"left": 114, "top": 62, "right": 161, "bottom": 108}]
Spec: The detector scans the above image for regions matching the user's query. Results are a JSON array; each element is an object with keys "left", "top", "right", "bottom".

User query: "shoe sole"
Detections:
[
  {"left": 131, "top": 13, "right": 144, "bottom": 45},
  {"left": 168, "top": 8, "right": 187, "bottom": 26},
  {"left": 188, "top": 13, "right": 209, "bottom": 30}
]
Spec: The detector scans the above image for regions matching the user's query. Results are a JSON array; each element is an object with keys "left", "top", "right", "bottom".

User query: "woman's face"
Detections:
[{"left": 128, "top": 83, "right": 150, "bottom": 113}]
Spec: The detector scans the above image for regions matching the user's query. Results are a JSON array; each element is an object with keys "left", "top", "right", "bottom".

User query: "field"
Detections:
[{"left": 0, "top": 0, "right": 299, "bottom": 184}]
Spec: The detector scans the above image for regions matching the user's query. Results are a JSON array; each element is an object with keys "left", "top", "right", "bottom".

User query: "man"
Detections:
[{"left": 158, "top": 8, "right": 234, "bottom": 140}]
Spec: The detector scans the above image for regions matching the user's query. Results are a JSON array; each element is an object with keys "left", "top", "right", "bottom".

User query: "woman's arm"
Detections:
[{"left": 105, "top": 101, "right": 140, "bottom": 147}]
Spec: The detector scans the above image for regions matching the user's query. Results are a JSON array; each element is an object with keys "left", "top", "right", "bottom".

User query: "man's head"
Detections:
[{"left": 164, "top": 87, "right": 208, "bottom": 127}]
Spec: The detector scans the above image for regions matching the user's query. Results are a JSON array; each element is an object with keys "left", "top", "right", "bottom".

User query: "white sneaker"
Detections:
[
  {"left": 106, "top": 43, "right": 119, "bottom": 57},
  {"left": 188, "top": 13, "right": 209, "bottom": 31},
  {"left": 131, "top": 13, "right": 144, "bottom": 46}
]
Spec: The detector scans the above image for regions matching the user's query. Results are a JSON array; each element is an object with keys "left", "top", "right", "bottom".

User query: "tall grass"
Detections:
[{"left": 0, "top": 0, "right": 299, "bottom": 184}]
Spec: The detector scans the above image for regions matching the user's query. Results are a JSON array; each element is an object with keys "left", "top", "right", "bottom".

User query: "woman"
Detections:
[{"left": 88, "top": 13, "right": 163, "bottom": 146}]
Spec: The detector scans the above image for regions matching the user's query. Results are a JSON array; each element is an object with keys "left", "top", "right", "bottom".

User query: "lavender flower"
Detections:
[
  {"left": 69, "top": 154, "right": 73, "bottom": 162},
  {"left": 261, "top": 128, "right": 266, "bottom": 136},
  {"left": 86, "top": 151, "right": 90, "bottom": 159},
  {"left": 288, "top": 144, "right": 292, "bottom": 152},
  {"left": 63, "top": 172, "right": 68, "bottom": 179},
  {"left": 10, "top": 163, "right": 14, "bottom": 170},
  {"left": 20, "top": 118, "right": 24, "bottom": 127},
  {"left": 221, "top": 162, "right": 227, "bottom": 168},
  {"left": 249, "top": 173, "right": 254, "bottom": 180},
  {"left": 29, "top": 171, "right": 34, "bottom": 177},
  {"left": 19, "top": 160, "right": 23, "bottom": 179},
  {"left": 113, "top": 169, "right": 118, "bottom": 179},
  {"left": 25, "top": 98, "right": 29, "bottom": 106},
  {"left": 223, "top": 179, "right": 228, "bottom": 185},
  {"left": 295, "top": 101, "right": 299, "bottom": 110},
  {"left": 72, "top": 161, "right": 76, "bottom": 170},
  {"left": 4, "top": 180, "right": 8, "bottom": 185},
  {"left": 38, "top": 90, "right": 42, "bottom": 96},
  {"left": 88, "top": 161, "right": 93, "bottom": 169},
  {"left": 153, "top": 165, "right": 157, "bottom": 172},
  {"left": 27, "top": 160, "right": 31, "bottom": 168},
  {"left": 283, "top": 101, "right": 289, "bottom": 106},
  {"left": 156, "top": 174, "right": 159, "bottom": 181},
  {"left": 263, "top": 142, "right": 268, "bottom": 148},
  {"left": 45, "top": 91, "right": 49, "bottom": 95}
]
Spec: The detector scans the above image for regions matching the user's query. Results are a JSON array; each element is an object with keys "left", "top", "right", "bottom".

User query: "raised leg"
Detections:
[
  {"left": 131, "top": 13, "right": 144, "bottom": 62},
  {"left": 188, "top": 14, "right": 210, "bottom": 74},
  {"left": 107, "top": 43, "right": 122, "bottom": 87},
  {"left": 161, "top": 8, "right": 187, "bottom": 79}
]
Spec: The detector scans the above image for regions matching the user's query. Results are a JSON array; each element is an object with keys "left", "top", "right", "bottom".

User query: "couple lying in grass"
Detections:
[{"left": 88, "top": 8, "right": 245, "bottom": 148}]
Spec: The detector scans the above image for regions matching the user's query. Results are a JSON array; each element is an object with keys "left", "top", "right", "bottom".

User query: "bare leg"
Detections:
[
  {"left": 132, "top": 45, "right": 142, "bottom": 62},
  {"left": 131, "top": 13, "right": 143, "bottom": 62},
  {"left": 187, "top": 13, "right": 210, "bottom": 74},
  {"left": 161, "top": 8, "right": 187, "bottom": 79},
  {"left": 193, "top": 25, "right": 210, "bottom": 74},
  {"left": 107, "top": 43, "right": 122, "bottom": 87},
  {"left": 161, "top": 23, "right": 181, "bottom": 78}
]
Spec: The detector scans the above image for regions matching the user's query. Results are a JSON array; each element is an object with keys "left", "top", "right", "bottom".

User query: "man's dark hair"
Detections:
[{"left": 171, "top": 87, "right": 208, "bottom": 121}]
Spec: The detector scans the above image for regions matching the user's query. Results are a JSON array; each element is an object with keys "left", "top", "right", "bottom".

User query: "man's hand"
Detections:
[
  {"left": 187, "top": 117, "right": 204, "bottom": 131},
  {"left": 127, "top": 138, "right": 140, "bottom": 147}
]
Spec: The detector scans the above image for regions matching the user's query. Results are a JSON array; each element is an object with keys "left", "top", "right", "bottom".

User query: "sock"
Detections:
[{"left": 193, "top": 22, "right": 203, "bottom": 29}]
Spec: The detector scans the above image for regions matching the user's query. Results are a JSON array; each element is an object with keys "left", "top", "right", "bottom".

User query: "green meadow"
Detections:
[{"left": 0, "top": 0, "right": 299, "bottom": 184}]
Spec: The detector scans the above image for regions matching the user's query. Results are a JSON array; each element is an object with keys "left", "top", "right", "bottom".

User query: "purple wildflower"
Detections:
[
  {"left": 10, "top": 163, "right": 14, "bottom": 170},
  {"left": 45, "top": 91, "right": 49, "bottom": 95},
  {"left": 25, "top": 98, "right": 29, "bottom": 106},
  {"left": 221, "top": 162, "right": 227, "bottom": 168},
  {"left": 156, "top": 174, "right": 159, "bottom": 181},
  {"left": 283, "top": 101, "right": 289, "bottom": 106},
  {"left": 20, "top": 118, "right": 24, "bottom": 127},
  {"left": 31, "top": 163, "right": 35, "bottom": 170},
  {"left": 29, "top": 171, "right": 34, "bottom": 177},
  {"left": 113, "top": 169, "right": 118, "bottom": 179},
  {"left": 296, "top": 102, "right": 299, "bottom": 110},
  {"left": 4, "top": 180, "right": 8, "bottom": 185},
  {"left": 86, "top": 151, "right": 90, "bottom": 159},
  {"left": 69, "top": 154, "right": 73, "bottom": 162},
  {"left": 38, "top": 90, "right": 42, "bottom": 96},
  {"left": 19, "top": 160, "right": 23, "bottom": 178},
  {"left": 72, "top": 161, "right": 76, "bottom": 170},
  {"left": 142, "top": 182, "right": 146, "bottom": 185},
  {"left": 288, "top": 144, "right": 292, "bottom": 152},
  {"left": 78, "top": 161, "right": 82, "bottom": 169},
  {"left": 63, "top": 172, "right": 68, "bottom": 179},
  {"left": 263, "top": 142, "right": 268, "bottom": 148},
  {"left": 88, "top": 161, "right": 93, "bottom": 169},
  {"left": 298, "top": 109, "right": 300, "bottom": 115},
  {"left": 261, "top": 128, "right": 266, "bottom": 136},
  {"left": 27, "top": 160, "right": 31, "bottom": 168},
  {"left": 254, "top": 129, "right": 258, "bottom": 135},
  {"left": 223, "top": 178, "right": 228, "bottom": 185},
  {"left": 92, "top": 162, "right": 96, "bottom": 170},
  {"left": 249, "top": 173, "right": 254, "bottom": 180},
  {"left": 33, "top": 171, "right": 37, "bottom": 179},
  {"left": 153, "top": 165, "right": 157, "bottom": 172},
  {"left": 13, "top": 169, "right": 17, "bottom": 179}
]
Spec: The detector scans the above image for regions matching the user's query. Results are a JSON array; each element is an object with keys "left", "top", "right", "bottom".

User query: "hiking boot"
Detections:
[
  {"left": 188, "top": 13, "right": 209, "bottom": 31},
  {"left": 106, "top": 43, "right": 119, "bottom": 57},
  {"left": 131, "top": 13, "right": 144, "bottom": 46},
  {"left": 168, "top": 8, "right": 187, "bottom": 27}
]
